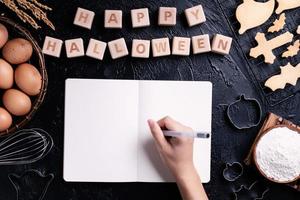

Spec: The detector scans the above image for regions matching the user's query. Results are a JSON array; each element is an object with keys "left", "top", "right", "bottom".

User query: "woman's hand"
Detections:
[
  {"left": 148, "top": 116, "right": 209, "bottom": 200},
  {"left": 147, "top": 116, "right": 195, "bottom": 180}
]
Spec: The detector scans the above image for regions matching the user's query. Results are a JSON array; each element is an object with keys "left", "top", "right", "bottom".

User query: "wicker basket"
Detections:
[{"left": 0, "top": 16, "right": 48, "bottom": 136}]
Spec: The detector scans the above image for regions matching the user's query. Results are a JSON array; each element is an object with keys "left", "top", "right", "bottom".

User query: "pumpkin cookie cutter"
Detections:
[
  {"left": 8, "top": 169, "right": 54, "bottom": 200},
  {"left": 223, "top": 162, "right": 244, "bottom": 182},
  {"left": 233, "top": 181, "right": 269, "bottom": 200},
  {"left": 227, "top": 95, "right": 262, "bottom": 129}
]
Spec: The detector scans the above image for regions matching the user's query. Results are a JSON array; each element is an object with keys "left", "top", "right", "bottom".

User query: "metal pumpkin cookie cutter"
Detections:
[
  {"left": 227, "top": 95, "right": 262, "bottom": 129},
  {"left": 223, "top": 162, "right": 244, "bottom": 182}
]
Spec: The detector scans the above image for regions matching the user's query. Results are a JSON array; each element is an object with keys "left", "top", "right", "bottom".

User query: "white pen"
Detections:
[{"left": 162, "top": 130, "right": 210, "bottom": 138}]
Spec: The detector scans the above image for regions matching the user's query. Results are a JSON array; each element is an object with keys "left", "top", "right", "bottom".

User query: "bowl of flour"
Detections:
[{"left": 254, "top": 126, "right": 300, "bottom": 183}]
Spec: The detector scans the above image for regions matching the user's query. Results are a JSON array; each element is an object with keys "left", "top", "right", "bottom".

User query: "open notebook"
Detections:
[{"left": 64, "top": 79, "right": 212, "bottom": 183}]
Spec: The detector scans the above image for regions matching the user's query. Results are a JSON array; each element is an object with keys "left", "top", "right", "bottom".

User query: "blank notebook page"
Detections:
[
  {"left": 138, "top": 81, "right": 212, "bottom": 182},
  {"left": 64, "top": 79, "right": 139, "bottom": 182},
  {"left": 64, "top": 79, "right": 212, "bottom": 183}
]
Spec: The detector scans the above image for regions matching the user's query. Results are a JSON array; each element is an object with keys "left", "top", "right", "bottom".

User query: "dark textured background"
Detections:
[{"left": 0, "top": 0, "right": 300, "bottom": 199}]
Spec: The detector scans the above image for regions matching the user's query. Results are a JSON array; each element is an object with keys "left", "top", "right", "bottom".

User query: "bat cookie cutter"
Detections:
[
  {"left": 233, "top": 181, "right": 269, "bottom": 200},
  {"left": 265, "top": 62, "right": 300, "bottom": 91},
  {"left": 268, "top": 13, "right": 286, "bottom": 33},
  {"left": 282, "top": 40, "right": 300, "bottom": 58}
]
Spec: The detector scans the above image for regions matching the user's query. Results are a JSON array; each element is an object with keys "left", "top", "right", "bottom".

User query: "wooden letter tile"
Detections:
[
  {"left": 65, "top": 38, "right": 85, "bottom": 58},
  {"left": 131, "top": 8, "right": 150, "bottom": 28},
  {"left": 184, "top": 4, "right": 206, "bottom": 27},
  {"left": 152, "top": 38, "right": 171, "bottom": 57},
  {"left": 104, "top": 10, "right": 122, "bottom": 28},
  {"left": 73, "top": 7, "right": 95, "bottom": 29},
  {"left": 158, "top": 7, "right": 176, "bottom": 26},
  {"left": 172, "top": 36, "right": 191, "bottom": 56},
  {"left": 211, "top": 34, "right": 232, "bottom": 55},
  {"left": 86, "top": 38, "right": 107, "bottom": 60},
  {"left": 42, "top": 36, "right": 63, "bottom": 58},
  {"left": 108, "top": 38, "right": 129, "bottom": 59},
  {"left": 131, "top": 39, "right": 150, "bottom": 58},
  {"left": 192, "top": 34, "right": 211, "bottom": 54}
]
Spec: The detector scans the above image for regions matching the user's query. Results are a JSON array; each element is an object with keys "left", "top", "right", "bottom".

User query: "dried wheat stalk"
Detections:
[{"left": 0, "top": 0, "right": 55, "bottom": 30}]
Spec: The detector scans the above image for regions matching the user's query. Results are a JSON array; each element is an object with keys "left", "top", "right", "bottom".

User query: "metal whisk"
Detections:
[{"left": 0, "top": 129, "right": 53, "bottom": 165}]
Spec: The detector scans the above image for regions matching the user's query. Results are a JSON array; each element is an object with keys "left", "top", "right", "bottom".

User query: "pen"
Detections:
[{"left": 162, "top": 130, "right": 210, "bottom": 138}]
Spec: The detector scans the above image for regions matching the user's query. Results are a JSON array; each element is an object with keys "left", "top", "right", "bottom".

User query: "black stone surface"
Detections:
[{"left": 0, "top": 0, "right": 300, "bottom": 199}]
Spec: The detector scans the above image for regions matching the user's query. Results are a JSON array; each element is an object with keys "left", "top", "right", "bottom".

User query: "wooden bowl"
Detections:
[
  {"left": 0, "top": 16, "right": 48, "bottom": 136},
  {"left": 253, "top": 125, "right": 300, "bottom": 184}
]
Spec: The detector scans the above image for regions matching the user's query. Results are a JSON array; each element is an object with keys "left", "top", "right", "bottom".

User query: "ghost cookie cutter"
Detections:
[
  {"left": 227, "top": 95, "right": 262, "bottom": 129},
  {"left": 223, "top": 162, "right": 244, "bottom": 182},
  {"left": 8, "top": 169, "right": 54, "bottom": 200},
  {"left": 233, "top": 181, "right": 269, "bottom": 200},
  {"left": 236, "top": 0, "right": 275, "bottom": 34}
]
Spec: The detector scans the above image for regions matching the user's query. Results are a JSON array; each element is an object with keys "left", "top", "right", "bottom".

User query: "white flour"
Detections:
[{"left": 255, "top": 127, "right": 300, "bottom": 182}]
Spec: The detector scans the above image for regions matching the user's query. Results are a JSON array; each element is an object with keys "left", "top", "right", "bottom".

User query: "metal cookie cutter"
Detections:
[
  {"left": 223, "top": 162, "right": 244, "bottom": 182},
  {"left": 8, "top": 169, "right": 54, "bottom": 200},
  {"left": 233, "top": 181, "right": 269, "bottom": 200},
  {"left": 227, "top": 95, "right": 262, "bottom": 129}
]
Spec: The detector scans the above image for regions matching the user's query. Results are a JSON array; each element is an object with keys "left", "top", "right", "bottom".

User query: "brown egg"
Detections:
[
  {"left": 15, "top": 63, "right": 42, "bottom": 96},
  {"left": 2, "top": 38, "right": 33, "bottom": 64},
  {"left": 3, "top": 89, "right": 32, "bottom": 116},
  {"left": 0, "top": 107, "right": 12, "bottom": 132},
  {"left": 0, "top": 58, "right": 13, "bottom": 89},
  {"left": 0, "top": 23, "right": 8, "bottom": 49}
]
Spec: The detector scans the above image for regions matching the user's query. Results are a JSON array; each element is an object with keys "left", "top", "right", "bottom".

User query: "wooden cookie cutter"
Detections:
[
  {"left": 236, "top": 0, "right": 275, "bottom": 34},
  {"left": 265, "top": 62, "right": 300, "bottom": 91},
  {"left": 250, "top": 31, "right": 294, "bottom": 64},
  {"left": 282, "top": 40, "right": 300, "bottom": 58},
  {"left": 276, "top": 0, "right": 300, "bottom": 14},
  {"left": 268, "top": 13, "right": 286, "bottom": 33}
]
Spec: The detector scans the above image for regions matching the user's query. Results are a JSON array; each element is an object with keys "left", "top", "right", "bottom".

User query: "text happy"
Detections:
[{"left": 42, "top": 5, "right": 233, "bottom": 59}]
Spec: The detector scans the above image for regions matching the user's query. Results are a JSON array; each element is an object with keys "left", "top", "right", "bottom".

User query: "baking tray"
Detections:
[{"left": 217, "top": 0, "right": 300, "bottom": 106}]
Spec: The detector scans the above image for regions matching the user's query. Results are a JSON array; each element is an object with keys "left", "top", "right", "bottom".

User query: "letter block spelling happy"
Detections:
[
  {"left": 158, "top": 7, "right": 177, "bottom": 26},
  {"left": 185, "top": 5, "right": 206, "bottom": 27},
  {"left": 73, "top": 7, "right": 95, "bottom": 29},
  {"left": 131, "top": 8, "right": 150, "bottom": 28},
  {"left": 105, "top": 10, "right": 122, "bottom": 28}
]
